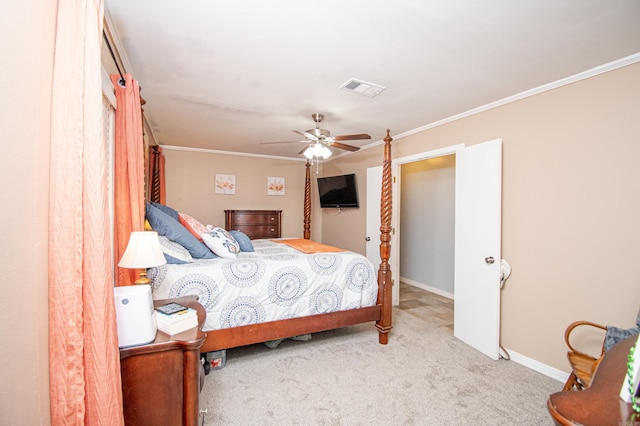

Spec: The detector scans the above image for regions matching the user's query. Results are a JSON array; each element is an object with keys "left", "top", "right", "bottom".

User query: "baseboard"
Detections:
[
  {"left": 400, "top": 276, "right": 454, "bottom": 300},
  {"left": 504, "top": 348, "right": 567, "bottom": 383}
]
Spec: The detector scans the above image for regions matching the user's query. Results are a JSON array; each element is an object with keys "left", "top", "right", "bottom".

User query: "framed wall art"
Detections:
[
  {"left": 267, "top": 177, "right": 285, "bottom": 196},
  {"left": 215, "top": 174, "right": 236, "bottom": 195}
]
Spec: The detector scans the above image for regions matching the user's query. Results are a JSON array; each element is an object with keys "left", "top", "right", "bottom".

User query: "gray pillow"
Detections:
[
  {"left": 146, "top": 203, "right": 216, "bottom": 259},
  {"left": 229, "top": 230, "right": 254, "bottom": 252},
  {"left": 150, "top": 202, "right": 179, "bottom": 221}
]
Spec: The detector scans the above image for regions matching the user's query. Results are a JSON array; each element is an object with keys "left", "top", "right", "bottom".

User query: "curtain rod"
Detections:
[{"left": 102, "top": 31, "right": 126, "bottom": 87}]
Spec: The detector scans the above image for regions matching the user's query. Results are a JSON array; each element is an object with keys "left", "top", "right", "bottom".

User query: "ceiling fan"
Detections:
[{"left": 261, "top": 113, "right": 371, "bottom": 158}]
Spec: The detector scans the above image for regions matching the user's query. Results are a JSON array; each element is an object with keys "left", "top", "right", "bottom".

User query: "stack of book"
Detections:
[{"left": 155, "top": 302, "right": 198, "bottom": 335}]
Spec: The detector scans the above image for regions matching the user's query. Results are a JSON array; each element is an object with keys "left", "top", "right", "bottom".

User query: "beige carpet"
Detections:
[{"left": 200, "top": 308, "right": 561, "bottom": 425}]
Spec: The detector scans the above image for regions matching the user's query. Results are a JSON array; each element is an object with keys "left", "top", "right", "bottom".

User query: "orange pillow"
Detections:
[{"left": 178, "top": 213, "right": 208, "bottom": 241}]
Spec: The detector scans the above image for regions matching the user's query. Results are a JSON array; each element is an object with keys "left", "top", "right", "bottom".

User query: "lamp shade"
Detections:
[{"left": 118, "top": 231, "right": 167, "bottom": 269}]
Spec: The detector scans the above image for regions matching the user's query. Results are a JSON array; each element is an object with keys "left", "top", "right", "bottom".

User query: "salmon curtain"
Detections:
[
  {"left": 112, "top": 74, "right": 146, "bottom": 286},
  {"left": 149, "top": 145, "right": 166, "bottom": 204},
  {"left": 48, "top": 0, "right": 124, "bottom": 424}
]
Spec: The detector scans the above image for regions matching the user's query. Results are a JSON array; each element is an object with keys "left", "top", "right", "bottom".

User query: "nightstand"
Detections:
[{"left": 120, "top": 296, "right": 206, "bottom": 426}]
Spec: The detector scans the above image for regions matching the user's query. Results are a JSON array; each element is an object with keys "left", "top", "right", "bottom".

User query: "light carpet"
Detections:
[{"left": 200, "top": 308, "right": 561, "bottom": 425}]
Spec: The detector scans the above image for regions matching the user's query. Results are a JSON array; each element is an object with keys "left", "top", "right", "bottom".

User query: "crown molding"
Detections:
[{"left": 159, "top": 145, "right": 308, "bottom": 162}]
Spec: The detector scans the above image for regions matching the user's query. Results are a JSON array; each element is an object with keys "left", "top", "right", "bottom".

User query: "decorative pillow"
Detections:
[
  {"left": 158, "top": 236, "right": 193, "bottom": 264},
  {"left": 179, "top": 213, "right": 208, "bottom": 241},
  {"left": 150, "top": 202, "right": 179, "bottom": 221},
  {"left": 202, "top": 227, "right": 240, "bottom": 259},
  {"left": 144, "top": 219, "right": 153, "bottom": 231},
  {"left": 229, "top": 230, "right": 254, "bottom": 252},
  {"left": 145, "top": 203, "right": 216, "bottom": 259}
]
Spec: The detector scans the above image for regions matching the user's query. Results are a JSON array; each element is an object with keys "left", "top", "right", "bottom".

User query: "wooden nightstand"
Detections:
[{"left": 120, "top": 296, "right": 207, "bottom": 426}]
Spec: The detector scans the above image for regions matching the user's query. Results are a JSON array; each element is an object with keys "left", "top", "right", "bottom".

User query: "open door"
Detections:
[{"left": 454, "top": 139, "right": 503, "bottom": 360}]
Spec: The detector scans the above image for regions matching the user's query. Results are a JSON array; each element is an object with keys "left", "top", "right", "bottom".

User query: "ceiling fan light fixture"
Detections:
[
  {"left": 303, "top": 143, "right": 332, "bottom": 160},
  {"left": 321, "top": 146, "right": 332, "bottom": 159},
  {"left": 303, "top": 146, "right": 315, "bottom": 159},
  {"left": 312, "top": 143, "right": 325, "bottom": 157}
]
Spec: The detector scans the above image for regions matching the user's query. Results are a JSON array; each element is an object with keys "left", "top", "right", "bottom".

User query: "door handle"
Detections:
[
  {"left": 484, "top": 256, "right": 495, "bottom": 264},
  {"left": 365, "top": 237, "right": 371, "bottom": 242}
]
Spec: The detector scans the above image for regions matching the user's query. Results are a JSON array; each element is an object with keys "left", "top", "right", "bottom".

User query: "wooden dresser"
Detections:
[
  {"left": 120, "top": 296, "right": 206, "bottom": 426},
  {"left": 224, "top": 209, "right": 282, "bottom": 239},
  {"left": 547, "top": 334, "right": 638, "bottom": 425}
]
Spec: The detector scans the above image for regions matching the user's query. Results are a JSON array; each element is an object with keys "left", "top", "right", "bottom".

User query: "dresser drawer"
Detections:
[
  {"left": 231, "top": 213, "right": 279, "bottom": 225},
  {"left": 231, "top": 225, "right": 279, "bottom": 239},
  {"left": 224, "top": 210, "right": 282, "bottom": 239}
]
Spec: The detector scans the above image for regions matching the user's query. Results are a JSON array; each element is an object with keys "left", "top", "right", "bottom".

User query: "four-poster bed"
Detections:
[{"left": 149, "top": 130, "right": 394, "bottom": 353}]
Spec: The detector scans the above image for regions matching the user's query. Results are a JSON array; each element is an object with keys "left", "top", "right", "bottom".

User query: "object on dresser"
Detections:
[{"left": 155, "top": 303, "right": 198, "bottom": 335}]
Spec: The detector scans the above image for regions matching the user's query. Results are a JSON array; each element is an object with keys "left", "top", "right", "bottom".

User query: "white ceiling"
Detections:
[{"left": 105, "top": 0, "right": 640, "bottom": 159}]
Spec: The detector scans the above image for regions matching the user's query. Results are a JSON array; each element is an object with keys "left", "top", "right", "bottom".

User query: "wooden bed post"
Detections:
[
  {"left": 303, "top": 160, "right": 311, "bottom": 240},
  {"left": 376, "top": 129, "right": 393, "bottom": 344}
]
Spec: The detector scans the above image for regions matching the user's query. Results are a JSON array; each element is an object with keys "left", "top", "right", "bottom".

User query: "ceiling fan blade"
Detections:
[
  {"left": 330, "top": 142, "right": 360, "bottom": 152},
  {"left": 332, "top": 133, "right": 371, "bottom": 141}
]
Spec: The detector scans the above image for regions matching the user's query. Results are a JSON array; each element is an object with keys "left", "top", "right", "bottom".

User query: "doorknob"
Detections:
[
  {"left": 484, "top": 256, "right": 495, "bottom": 264},
  {"left": 365, "top": 237, "right": 371, "bottom": 242}
]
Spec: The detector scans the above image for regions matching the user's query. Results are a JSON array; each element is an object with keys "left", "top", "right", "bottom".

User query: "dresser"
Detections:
[
  {"left": 547, "top": 335, "right": 638, "bottom": 425},
  {"left": 120, "top": 296, "right": 206, "bottom": 426},
  {"left": 224, "top": 209, "right": 282, "bottom": 239}
]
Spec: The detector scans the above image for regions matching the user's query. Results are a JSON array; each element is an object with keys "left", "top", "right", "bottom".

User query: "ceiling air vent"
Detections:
[{"left": 339, "top": 78, "right": 386, "bottom": 98}]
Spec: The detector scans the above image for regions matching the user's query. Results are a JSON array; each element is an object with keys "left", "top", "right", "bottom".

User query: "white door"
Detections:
[
  {"left": 366, "top": 166, "right": 382, "bottom": 267},
  {"left": 454, "top": 139, "right": 503, "bottom": 360}
]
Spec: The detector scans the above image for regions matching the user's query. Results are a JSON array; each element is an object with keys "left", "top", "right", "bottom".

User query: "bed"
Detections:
[{"left": 148, "top": 130, "right": 393, "bottom": 353}]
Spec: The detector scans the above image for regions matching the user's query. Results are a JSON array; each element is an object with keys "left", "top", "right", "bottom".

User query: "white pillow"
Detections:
[
  {"left": 158, "top": 235, "right": 193, "bottom": 264},
  {"left": 202, "top": 227, "right": 240, "bottom": 259}
]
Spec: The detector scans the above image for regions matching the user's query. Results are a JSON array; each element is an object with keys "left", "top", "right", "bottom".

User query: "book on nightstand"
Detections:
[{"left": 155, "top": 303, "right": 198, "bottom": 335}]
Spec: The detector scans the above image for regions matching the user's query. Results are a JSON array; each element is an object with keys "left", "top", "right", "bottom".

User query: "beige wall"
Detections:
[
  {"left": 140, "top": 53, "right": 639, "bottom": 378},
  {"left": 321, "top": 62, "right": 640, "bottom": 372},
  {"left": 109, "top": 0, "right": 638, "bottom": 375},
  {"left": 1, "top": 0, "right": 56, "bottom": 423},
  {"left": 162, "top": 149, "right": 323, "bottom": 239}
]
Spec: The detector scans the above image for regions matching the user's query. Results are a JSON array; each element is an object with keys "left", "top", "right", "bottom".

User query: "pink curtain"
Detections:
[
  {"left": 112, "top": 74, "right": 146, "bottom": 286},
  {"left": 49, "top": 0, "right": 124, "bottom": 424}
]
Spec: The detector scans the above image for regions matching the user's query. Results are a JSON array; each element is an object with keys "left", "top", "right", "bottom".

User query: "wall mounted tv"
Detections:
[{"left": 317, "top": 173, "right": 359, "bottom": 208}]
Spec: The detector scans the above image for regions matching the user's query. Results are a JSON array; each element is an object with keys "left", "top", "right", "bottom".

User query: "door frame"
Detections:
[{"left": 390, "top": 144, "right": 464, "bottom": 305}]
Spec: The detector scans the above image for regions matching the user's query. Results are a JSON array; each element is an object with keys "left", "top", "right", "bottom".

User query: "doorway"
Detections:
[
  {"left": 397, "top": 155, "right": 456, "bottom": 332},
  {"left": 367, "top": 139, "right": 503, "bottom": 360}
]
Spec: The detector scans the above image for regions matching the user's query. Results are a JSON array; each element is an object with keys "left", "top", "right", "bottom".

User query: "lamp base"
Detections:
[{"left": 135, "top": 270, "right": 151, "bottom": 285}]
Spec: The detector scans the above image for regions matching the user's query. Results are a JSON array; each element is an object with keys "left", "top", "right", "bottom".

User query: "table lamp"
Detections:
[{"left": 118, "top": 231, "right": 167, "bottom": 284}]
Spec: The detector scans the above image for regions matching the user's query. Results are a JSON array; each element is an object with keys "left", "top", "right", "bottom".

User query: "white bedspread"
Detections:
[{"left": 148, "top": 239, "right": 378, "bottom": 332}]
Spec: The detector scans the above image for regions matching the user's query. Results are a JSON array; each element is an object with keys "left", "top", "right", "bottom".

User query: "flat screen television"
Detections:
[{"left": 317, "top": 173, "right": 359, "bottom": 208}]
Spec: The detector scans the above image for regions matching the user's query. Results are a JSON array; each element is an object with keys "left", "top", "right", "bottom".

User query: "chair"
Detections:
[{"left": 562, "top": 320, "right": 607, "bottom": 391}]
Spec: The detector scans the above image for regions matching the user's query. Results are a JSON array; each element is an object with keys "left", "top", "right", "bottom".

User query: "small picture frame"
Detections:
[
  {"left": 267, "top": 177, "right": 285, "bottom": 196},
  {"left": 215, "top": 174, "right": 236, "bottom": 195}
]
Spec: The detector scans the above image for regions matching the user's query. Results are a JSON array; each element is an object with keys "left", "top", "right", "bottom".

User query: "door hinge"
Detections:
[{"left": 393, "top": 176, "right": 396, "bottom": 183}]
